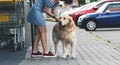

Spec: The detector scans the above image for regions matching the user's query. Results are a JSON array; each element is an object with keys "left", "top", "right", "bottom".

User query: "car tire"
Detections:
[{"left": 84, "top": 20, "right": 97, "bottom": 31}]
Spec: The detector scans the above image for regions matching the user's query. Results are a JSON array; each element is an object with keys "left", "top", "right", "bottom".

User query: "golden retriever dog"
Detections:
[{"left": 52, "top": 14, "right": 77, "bottom": 58}]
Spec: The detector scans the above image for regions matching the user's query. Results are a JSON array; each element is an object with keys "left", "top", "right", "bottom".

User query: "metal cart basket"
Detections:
[{"left": 0, "top": 1, "right": 25, "bottom": 51}]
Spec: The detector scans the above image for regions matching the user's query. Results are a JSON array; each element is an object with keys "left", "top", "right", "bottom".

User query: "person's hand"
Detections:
[
  {"left": 52, "top": 0, "right": 59, "bottom": 4},
  {"left": 55, "top": 0, "right": 59, "bottom": 2},
  {"left": 52, "top": 0, "right": 55, "bottom": 4},
  {"left": 54, "top": 16, "right": 60, "bottom": 22}
]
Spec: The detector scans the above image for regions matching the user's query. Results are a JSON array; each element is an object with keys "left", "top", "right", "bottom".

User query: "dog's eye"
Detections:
[
  {"left": 59, "top": 17, "right": 61, "bottom": 19},
  {"left": 63, "top": 17, "right": 66, "bottom": 20}
]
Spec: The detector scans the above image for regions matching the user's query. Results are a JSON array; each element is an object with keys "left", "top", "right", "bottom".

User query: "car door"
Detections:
[{"left": 99, "top": 3, "right": 120, "bottom": 27}]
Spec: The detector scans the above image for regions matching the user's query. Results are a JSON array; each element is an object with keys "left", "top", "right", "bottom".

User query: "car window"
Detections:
[
  {"left": 97, "top": 2, "right": 106, "bottom": 8},
  {"left": 96, "top": 1, "right": 112, "bottom": 8},
  {"left": 105, "top": 4, "right": 120, "bottom": 12},
  {"left": 95, "top": 3, "right": 108, "bottom": 13}
]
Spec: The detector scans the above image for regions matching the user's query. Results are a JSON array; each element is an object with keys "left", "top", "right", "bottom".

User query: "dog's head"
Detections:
[{"left": 59, "top": 14, "right": 74, "bottom": 27}]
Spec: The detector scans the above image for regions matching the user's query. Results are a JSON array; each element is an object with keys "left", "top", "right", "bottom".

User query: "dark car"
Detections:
[
  {"left": 70, "top": 0, "right": 120, "bottom": 25},
  {"left": 77, "top": 2, "right": 120, "bottom": 31}
]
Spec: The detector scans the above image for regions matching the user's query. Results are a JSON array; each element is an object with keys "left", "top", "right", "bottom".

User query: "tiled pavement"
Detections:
[{"left": 19, "top": 22, "right": 120, "bottom": 65}]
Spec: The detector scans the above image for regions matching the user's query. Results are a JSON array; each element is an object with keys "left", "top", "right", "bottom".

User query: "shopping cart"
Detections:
[{"left": 0, "top": 0, "right": 25, "bottom": 51}]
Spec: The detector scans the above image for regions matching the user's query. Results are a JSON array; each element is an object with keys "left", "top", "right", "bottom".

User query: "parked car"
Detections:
[
  {"left": 70, "top": 0, "right": 118, "bottom": 25},
  {"left": 77, "top": 2, "right": 120, "bottom": 31},
  {"left": 62, "top": 2, "right": 96, "bottom": 15}
]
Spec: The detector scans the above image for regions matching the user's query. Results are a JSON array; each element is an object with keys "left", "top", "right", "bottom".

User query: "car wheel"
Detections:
[{"left": 85, "top": 20, "right": 97, "bottom": 31}]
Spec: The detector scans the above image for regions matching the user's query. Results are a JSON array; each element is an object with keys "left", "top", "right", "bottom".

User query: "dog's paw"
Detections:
[
  {"left": 62, "top": 55, "right": 67, "bottom": 59},
  {"left": 62, "top": 55, "right": 70, "bottom": 59},
  {"left": 71, "top": 54, "right": 76, "bottom": 59}
]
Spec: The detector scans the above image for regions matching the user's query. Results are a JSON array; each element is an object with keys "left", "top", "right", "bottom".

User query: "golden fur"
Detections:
[{"left": 52, "top": 14, "right": 77, "bottom": 58}]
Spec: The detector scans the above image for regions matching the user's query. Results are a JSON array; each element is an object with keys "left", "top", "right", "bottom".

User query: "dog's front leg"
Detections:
[
  {"left": 54, "top": 44, "right": 57, "bottom": 54},
  {"left": 52, "top": 33, "right": 59, "bottom": 55},
  {"left": 62, "top": 42, "right": 67, "bottom": 58},
  {"left": 71, "top": 42, "right": 77, "bottom": 58}
]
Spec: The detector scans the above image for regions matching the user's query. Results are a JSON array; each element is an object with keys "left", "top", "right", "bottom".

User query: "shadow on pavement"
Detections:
[{"left": 0, "top": 46, "right": 27, "bottom": 65}]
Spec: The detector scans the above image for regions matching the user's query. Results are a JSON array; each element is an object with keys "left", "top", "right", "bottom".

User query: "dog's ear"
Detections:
[
  {"left": 68, "top": 16, "right": 76, "bottom": 27},
  {"left": 69, "top": 17, "right": 74, "bottom": 23}
]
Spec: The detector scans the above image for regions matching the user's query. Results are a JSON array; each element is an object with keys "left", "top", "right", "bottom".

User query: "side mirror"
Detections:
[{"left": 93, "top": 6, "right": 98, "bottom": 10}]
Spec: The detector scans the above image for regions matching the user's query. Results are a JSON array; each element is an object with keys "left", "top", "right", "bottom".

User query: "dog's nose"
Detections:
[{"left": 59, "top": 22, "right": 62, "bottom": 25}]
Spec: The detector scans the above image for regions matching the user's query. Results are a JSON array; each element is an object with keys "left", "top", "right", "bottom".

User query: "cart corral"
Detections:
[{"left": 0, "top": 0, "right": 25, "bottom": 51}]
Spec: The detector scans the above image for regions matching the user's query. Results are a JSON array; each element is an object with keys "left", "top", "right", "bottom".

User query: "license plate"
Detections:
[{"left": 0, "top": 13, "right": 9, "bottom": 22}]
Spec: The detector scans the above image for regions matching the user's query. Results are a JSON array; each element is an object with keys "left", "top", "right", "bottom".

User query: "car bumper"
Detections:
[{"left": 77, "top": 22, "right": 84, "bottom": 28}]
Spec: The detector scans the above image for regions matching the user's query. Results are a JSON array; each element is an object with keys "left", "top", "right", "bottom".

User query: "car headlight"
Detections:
[{"left": 77, "top": 15, "right": 86, "bottom": 23}]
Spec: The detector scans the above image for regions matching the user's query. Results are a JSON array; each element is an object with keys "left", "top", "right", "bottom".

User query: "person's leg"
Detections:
[
  {"left": 37, "top": 26, "right": 48, "bottom": 53},
  {"left": 38, "top": 26, "right": 56, "bottom": 57},
  {"left": 32, "top": 28, "right": 42, "bottom": 57},
  {"left": 32, "top": 30, "right": 40, "bottom": 53}
]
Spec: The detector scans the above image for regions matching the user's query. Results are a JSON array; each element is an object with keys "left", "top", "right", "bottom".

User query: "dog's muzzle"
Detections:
[
  {"left": 59, "top": 21, "right": 62, "bottom": 26},
  {"left": 59, "top": 21, "right": 66, "bottom": 28}
]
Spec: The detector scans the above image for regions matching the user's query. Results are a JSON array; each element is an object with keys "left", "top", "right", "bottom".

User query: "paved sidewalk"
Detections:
[
  {"left": 20, "top": 22, "right": 120, "bottom": 65},
  {"left": 86, "top": 28, "right": 120, "bottom": 52}
]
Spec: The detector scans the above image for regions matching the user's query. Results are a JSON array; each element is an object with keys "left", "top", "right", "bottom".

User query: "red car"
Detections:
[{"left": 70, "top": 0, "right": 116, "bottom": 25}]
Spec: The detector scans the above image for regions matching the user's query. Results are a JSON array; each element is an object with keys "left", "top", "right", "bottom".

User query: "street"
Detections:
[{"left": 0, "top": 21, "right": 120, "bottom": 65}]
